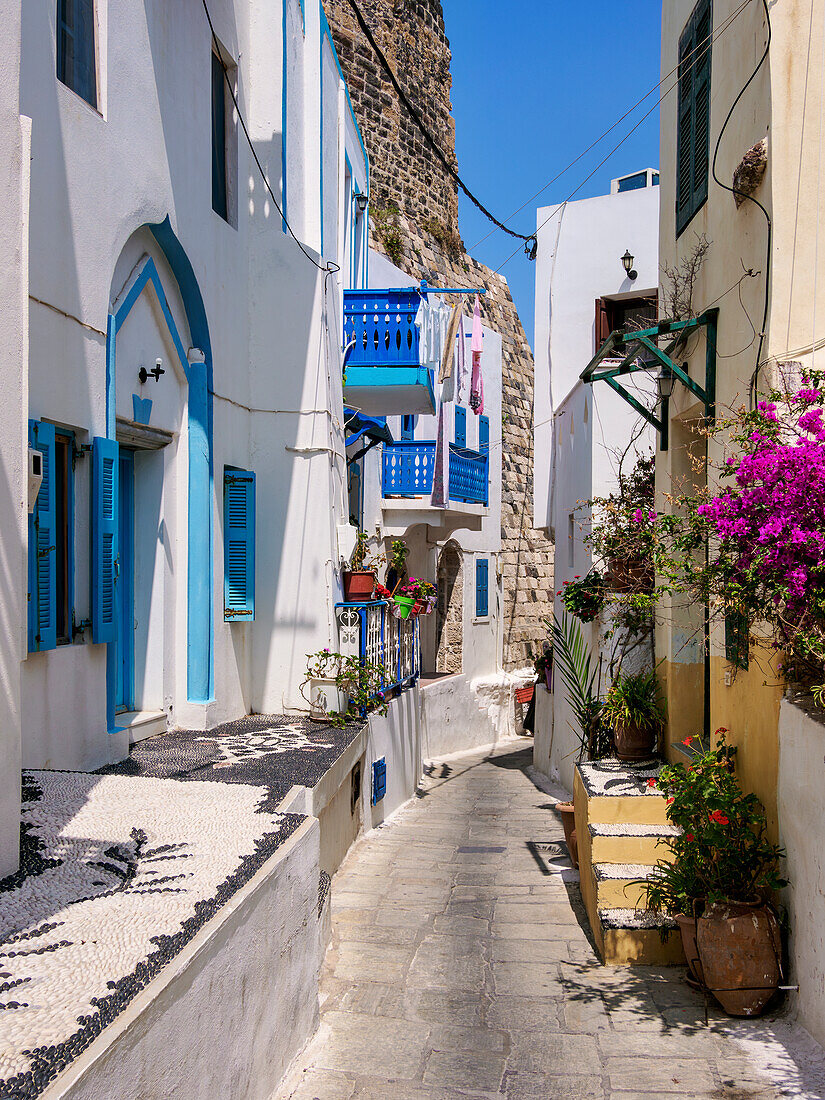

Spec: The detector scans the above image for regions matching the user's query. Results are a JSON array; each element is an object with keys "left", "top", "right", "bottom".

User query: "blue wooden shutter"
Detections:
[
  {"left": 28, "top": 420, "right": 57, "bottom": 652},
  {"left": 479, "top": 415, "right": 489, "bottom": 453},
  {"left": 475, "top": 558, "right": 489, "bottom": 618},
  {"left": 92, "top": 436, "right": 119, "bottom": 644},
  {"left": 224, "top": 469, "right": 256, "bottom": 621},
  {"left": 454, "top": 406, "right": 466, "bottom": 448}
]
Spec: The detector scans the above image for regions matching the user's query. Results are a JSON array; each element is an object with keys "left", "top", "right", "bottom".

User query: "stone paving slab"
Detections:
[{"left": 278, "top": 740, "right": 825, "bottom": 1100}]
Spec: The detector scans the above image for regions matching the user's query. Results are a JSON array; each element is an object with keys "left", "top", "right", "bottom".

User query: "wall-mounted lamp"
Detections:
[
  {"left": 139, "top": 357, "right": 166, "bottom": 384},
  {"left": 621, "top": 249, "right": 638, "bottom": 281},
  {"left": 355, "top": 192, "right": 368, "bottom": 213},
  {"left": 656, "top": 364, "right": 675, "bottom": 403}
]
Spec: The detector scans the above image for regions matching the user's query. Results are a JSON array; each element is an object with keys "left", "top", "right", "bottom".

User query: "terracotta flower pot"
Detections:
[
  {"left": 555, "top": 802, "right": 578, "bottom": 869},
  {"left": 607, "top": 556, "right": 654, "bottom": 593},
  {"left": 343, "top": 570, "right": 376, "bottom": 601},
  {"left": 696, "top": 900, "right": 781, "bottom": 1016},
  {"left": 675, "top": 913, "right": 702, "bottom": 982},
  {"left": 612, "top": 720, "right": 657, "bottom": 761}
]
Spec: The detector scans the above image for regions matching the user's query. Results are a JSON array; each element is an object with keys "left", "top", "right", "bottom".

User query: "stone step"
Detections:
[
  {"left": 588, "top": 821, "right": 679, "bottom": 865},
  {"left": 597, "top": 906, "right": 685, "bottom": 966},
  {"left": 592, "top": 862, "right": 655, "bottom": 909},
  {"left": 577, "top": 759, "right": 670, "bottom": 827}
]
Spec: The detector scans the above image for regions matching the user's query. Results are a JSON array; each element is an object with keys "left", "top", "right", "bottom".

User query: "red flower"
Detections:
[
  {"left": 715, "top": 727, "right": 729, "bottom": 735},
  {"left": 667, "top": 797, "right": 674, "bottom": 804},
  {"left": 685, "top": 833, "right": 695, "bottom": 842},
  {"left": 708, "top": 810, "right": 730, "bottom": 825},
  {"left": 647, "top": 778, "right": 656, "bottom": 788},
  {"left": 682, "top": 736, "right": 693, "bottom": 746}
]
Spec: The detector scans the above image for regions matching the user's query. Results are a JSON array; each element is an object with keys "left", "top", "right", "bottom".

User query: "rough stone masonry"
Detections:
[{"left": 324, "top": 0, "right": 554, "bottom": 669}]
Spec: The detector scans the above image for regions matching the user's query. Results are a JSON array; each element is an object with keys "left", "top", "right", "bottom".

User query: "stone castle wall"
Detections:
[{"left": 325, "top": 0, "right": 554, "bottom": 669}]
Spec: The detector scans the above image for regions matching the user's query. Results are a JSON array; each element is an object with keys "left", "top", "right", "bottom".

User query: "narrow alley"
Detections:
[{"left": 280, "top": 741, "right": 825, "bottom": 1100}]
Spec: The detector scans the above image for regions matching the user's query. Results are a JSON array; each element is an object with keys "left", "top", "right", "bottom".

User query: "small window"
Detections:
[
  {"left": 475, "top": 558, "right": 489, "bottom": 618},
  {"left": 401, "top": 415, "right": 415, "bottom": 440},
  {"left": 568, "top": 514, "right": 575, "bottom": 569},
  {"left": 224, "top": 468, "right": 256, "bottom": 621},
  {"left": 454, "top": 406, "right": 467, "bottom": 449},
  {"left": 57, "top": 0, "right": 98, "bottom": 108},
  {"left": 617, "top": 171, "right": 648, "bottom": 193},
  {"left": 211, "top": 51, "right": 228, "bottom": 220},
  {"left": 479, "top": 415, "right": 489, "bottom": 453},
  {"left": 676, "top": 0, "right": 712, "bottom": 236}
]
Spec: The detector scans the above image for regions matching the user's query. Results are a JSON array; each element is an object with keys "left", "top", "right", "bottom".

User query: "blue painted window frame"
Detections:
[
  {"left": 53, "top": 429, "right": 76, "bottom": 646},
  {"left": 454, "top": 406, "right": 467, "bottom": 449},
  {"left": 479, "top": 415, "right": 489, "bottom": 454},
  {"left": 475, "top": 558, "right": 489, "bottom": 619},
  {"left": 28, "top": 420, "right": 57, "bottom": 652},
  {"left": 92, "top": 436, "right": 119, "bottom": 646},
  {"left": 401, "top": 415, "right": 416, "bottom": 440},
  {"left": 224, "top": 468, "right": 256, "bottom": 621}
]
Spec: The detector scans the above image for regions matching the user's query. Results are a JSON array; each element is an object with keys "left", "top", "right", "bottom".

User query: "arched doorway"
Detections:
[{"left": 435, "top": 542, "right": 463, "bottom": 674}]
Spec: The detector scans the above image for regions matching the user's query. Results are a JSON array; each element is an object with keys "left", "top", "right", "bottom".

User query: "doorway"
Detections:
[{"left": 115, "top": 449, "right": 134, "bottom": 713}]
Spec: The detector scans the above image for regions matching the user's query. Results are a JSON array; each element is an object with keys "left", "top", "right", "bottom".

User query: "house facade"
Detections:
[
  {"left": 532, "top": 172, "right": 659, "bottom": 790},
  {"left": 0, "top": 0, "right": 372, "bottom": 875}
]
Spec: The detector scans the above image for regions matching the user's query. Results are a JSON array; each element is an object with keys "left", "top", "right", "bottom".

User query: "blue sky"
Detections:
[{"left": 441, "top": 1, "right": 662, "bottom": 349}]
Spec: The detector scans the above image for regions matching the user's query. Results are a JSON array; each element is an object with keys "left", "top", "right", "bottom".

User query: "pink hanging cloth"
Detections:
[{"left": 470, "top": 293, "right": 484, "bottom": 416}]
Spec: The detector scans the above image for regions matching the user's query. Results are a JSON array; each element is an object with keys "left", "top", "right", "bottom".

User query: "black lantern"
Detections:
[
  {"left": 656, "top": 365, "right": 675, "bottom": 402},
  {"left": 621, "top": 249, "right": 638, "bottom": 281},
  {"left": 355, "top": 192, "right": 368, "bottom": 213}
]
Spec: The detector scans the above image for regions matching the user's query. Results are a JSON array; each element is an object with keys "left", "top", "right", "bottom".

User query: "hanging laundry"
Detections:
[
  {"left": 470, "top": 293, "right": 484, "bottom": 415},
  {"left": 415, "top": 294, "right": 445, "bottom": 370},
  {"left": 456, "top": 312, "right": 466, "bottom": 402},
  {"left": 431, "top": 403, "right": 447, "bottom": 507},
  {"left": 438, "top": 303, "right": 463, "bottom": 383}
]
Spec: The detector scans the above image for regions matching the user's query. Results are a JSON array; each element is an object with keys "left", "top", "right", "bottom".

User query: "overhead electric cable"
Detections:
[
  {"left": 467, "top": 0, "right": 753, "bottom": 254},
  {"left": 201, "top": 0, "right": 339, "bottom": 276},
  {"left": 344, "top": 0, "right": 537, "bottom": 258}
]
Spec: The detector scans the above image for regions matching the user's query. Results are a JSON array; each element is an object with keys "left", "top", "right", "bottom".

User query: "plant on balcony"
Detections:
[
  {"left": 343, "top": 532, "right": 385, "bottom": 601},
  {"left": 386, "top": 538, "right": 410, "bottom": 593},
  {"left": 395, "top": 577, "right": 437, "bottom": 617},
  {"left": 558, "top": 572, "right": 605, "bottom": 622},
  {"left": 601, "top": 668, "right": 665, "bottom": 761},
  {"left": 643, "top": 731, "right": 786, "bottom": 1015},
  {"left": 586, "top": 453, "right": 656, "bottom": 593},
  {"left": 303, "top": 649, "right": 390, "bottom": 727}
]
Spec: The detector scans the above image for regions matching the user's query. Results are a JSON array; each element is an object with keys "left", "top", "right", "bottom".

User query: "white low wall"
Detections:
[
  {"left": 51, "top": 818, "right": 323, "bottom": 1100},
  {"left": 533, "top": 681, "right": 582, "bottom": 794},
  {"left": 778, "top": 698, "right": 825, "bottom": 1050},
  {"left": 420, "top": 673, "right": 526, "bottom": 761},
  {"left": 362, "top": 684, "right": 423, "bottom": 828}
]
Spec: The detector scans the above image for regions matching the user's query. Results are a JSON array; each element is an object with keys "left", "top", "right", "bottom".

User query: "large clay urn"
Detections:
[
  {"left": 555, "top": 802, "right": 578, "bottom": 869},
  {"left": 675, "top": 913, "right": 701, "bottom": 982},
  {"left": 696, "top": 900, "right": 781, "bottom": 1016},
  {"left": 613, "top": 721, "right": 657, "bottom": 761}
]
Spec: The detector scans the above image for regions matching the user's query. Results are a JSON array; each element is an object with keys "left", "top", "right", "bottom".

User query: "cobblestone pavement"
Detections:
[{"left": 279, "top": 739, "right": 825, "bottom": 1100}]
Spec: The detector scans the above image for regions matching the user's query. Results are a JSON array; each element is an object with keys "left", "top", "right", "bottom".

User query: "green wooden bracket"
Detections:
[{"left": 603, "top": 375, "right": 663, "bottom": 433}]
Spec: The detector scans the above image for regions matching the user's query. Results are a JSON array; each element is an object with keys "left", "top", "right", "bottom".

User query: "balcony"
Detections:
[
  {"left": 343, "top": 289, "right": 436, "bottom": 415},
  {"left": 335, "top": 601, "right": 421, "bottom": 694},
  {"left": 380, "top": 440, "right": 489, "bottom": 534}
]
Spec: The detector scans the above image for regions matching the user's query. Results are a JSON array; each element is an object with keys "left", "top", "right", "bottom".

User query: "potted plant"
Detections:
[
  {"left": 559, "top": 572, "right": 605, "bottom": 622},
  {"left": 586, "top": 454, "right": 656, "bottom": 594},
  {"left": 394, "top": 577, "right": 435, "bottom": 618},
  {"left": 304, "top": 649, "right": 346, "bottom": 719},
  {"left": 551, "top": 612, "right": 611, "bottom": 761},
  {"left": 386, "top": 538, "right": 410, "bottom": 592},
  {"left": 602, "top": 668, "right": 665, "bottom": 761},
  {"left": 342, "top": 532, "right": 385, "bottom": 601},
  {"left": 645, "top": 731, "right": 786, "bottom": 1015},
  {"left": 303, "top": 650, "right": 391, "bottom": 726}
]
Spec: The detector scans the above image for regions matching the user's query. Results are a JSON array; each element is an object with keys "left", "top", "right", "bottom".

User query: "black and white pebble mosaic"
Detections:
[
  {"left": 0, "top": 770, "right": 303, "bottom": 1098},
  {"left": 100, "top": 713, "right": 364, "bottom": 810}
]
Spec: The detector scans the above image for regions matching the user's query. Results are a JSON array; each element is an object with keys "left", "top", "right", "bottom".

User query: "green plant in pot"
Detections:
[
  {"left": 342, "top": 532, "right": 385, "bottom": 602},
  {"left": 386, "top": 538, "right": 410, "bottom": 592},
  {"left": 602, "top": 668, "right": 665, "bottom": 761},
  {"left": 551, "top": 612, "right": 610, "bottom": 761},
  {"left": 559, "top": 572, "right": 605, "bottom": 623},
  {"left": 645, "top": 731, "right": 786, "bottom": 1015}
]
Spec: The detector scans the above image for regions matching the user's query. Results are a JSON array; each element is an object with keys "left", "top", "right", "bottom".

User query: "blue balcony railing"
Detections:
[
  {"left": 335, "top": 601, "right": 420, "bottom": 697},
  {"left": 343, "top": 289, "right": 435, "bottom": 416},
  {"left": 381, "top": 441, "right": 488, "bottom": 506}
]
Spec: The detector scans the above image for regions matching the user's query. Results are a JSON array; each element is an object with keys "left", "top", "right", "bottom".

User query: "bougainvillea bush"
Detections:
[{"left": 655, "top": 377, "right": 825, "bottom": 684}]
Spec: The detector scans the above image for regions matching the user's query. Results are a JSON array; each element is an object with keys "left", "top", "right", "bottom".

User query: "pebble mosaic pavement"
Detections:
[{"left": 0, "top": 714, "right": 359, "bottom": 1098}]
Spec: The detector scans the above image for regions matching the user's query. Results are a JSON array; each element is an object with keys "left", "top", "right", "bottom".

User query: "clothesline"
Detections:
[{"left": 418, "top": 279, "right": 487, "bottom": 297}]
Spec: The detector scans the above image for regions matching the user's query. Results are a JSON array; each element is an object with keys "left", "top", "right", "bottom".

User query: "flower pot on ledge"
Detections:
[
  {"left": 607, "top": 556, "right": 654, "bottom": 594},
  {"left": 343, "top": 570, "right": 376, "bottom": 601},
  {"left": 392, "top": 596, "right": 416, "bottom": 620},
  {"left": 612, "top": 720, "right": 657, "bottom": 761}
]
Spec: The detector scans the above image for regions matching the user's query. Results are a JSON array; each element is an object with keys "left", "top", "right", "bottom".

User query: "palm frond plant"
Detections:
[
  {"left": 601, "top": 668, "right": 666, "bottom": 761},
  {"left": 551, "top": 612, "right": 609, "bottom": 760}
]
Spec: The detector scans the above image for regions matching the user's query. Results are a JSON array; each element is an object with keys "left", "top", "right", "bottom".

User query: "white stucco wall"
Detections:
[
  {"left": 17, "top": 0, "right": 369, "bottom": 768},
  {"left": 0, "top": 0, "right": 28, "bottom": 875},
  {"left": 778, "top": 699, "right": 825, "bottom": 1050},
  {"left": 533, "top": 181, "right": 659, "bottom": 535}
]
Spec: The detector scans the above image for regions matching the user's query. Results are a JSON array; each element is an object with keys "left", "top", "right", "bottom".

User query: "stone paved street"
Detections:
[{"left": 279, "top": 740, "right": 825, "bottom": 1100}]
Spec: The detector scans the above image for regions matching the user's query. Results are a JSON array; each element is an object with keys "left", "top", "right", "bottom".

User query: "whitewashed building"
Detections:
[
  {"left": 532, "top": 171, "right": 659, "bottom": 790},
  {"left": 0, "top": 0, "right": 373, "bottom": 874}
]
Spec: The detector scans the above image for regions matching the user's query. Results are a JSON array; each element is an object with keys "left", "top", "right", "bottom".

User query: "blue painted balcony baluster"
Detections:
[
  {"left": 343, "top": 289, "right": 436, "bottom": 416},
  {"left": 382, "top": 441, "right": 488, "bottom": 506}
]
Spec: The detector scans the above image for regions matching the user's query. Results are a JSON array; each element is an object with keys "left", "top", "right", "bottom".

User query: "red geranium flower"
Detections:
[
  {"left": 686, "top": 833, "right": 695, "bottom": 842},
  {"left": 667, "top": 797, "right": 674, "bottom": 804},
  {"left": 682, "top": 736, "right": 693, "bottom": 746},
  {"left": 708, "top": 810, "right": 730, "bottom": 825},
  {"left": 647, "top": 777, "right": 656, "bottom": 788}
]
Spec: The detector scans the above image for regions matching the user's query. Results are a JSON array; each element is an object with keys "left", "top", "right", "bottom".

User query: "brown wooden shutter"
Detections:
[{"left": 594, "top": 298, "right": 610, "bottom": 352}]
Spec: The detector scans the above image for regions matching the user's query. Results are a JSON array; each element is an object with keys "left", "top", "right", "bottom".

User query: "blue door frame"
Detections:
[{"left": 115, "top": 449, "right": 134, "bottom": 713}]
